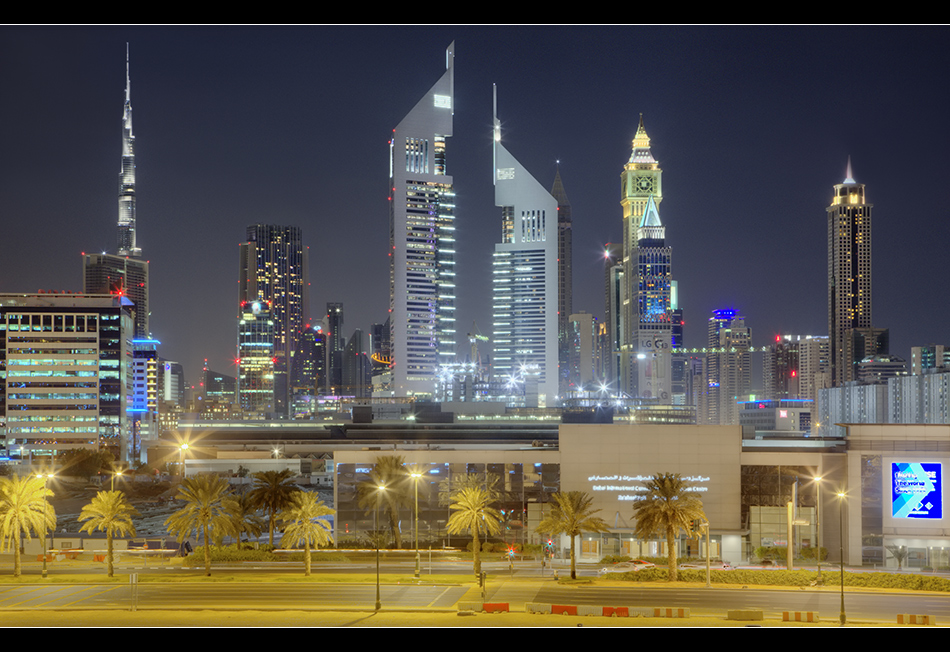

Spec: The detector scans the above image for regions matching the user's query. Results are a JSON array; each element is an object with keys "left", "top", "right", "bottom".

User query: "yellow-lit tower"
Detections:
[
  {"left": 827, "top": 157, "right": 872, "bottom": 386},
  {"left": 619, "top": 115, "right": 664, "bottom": 397}
]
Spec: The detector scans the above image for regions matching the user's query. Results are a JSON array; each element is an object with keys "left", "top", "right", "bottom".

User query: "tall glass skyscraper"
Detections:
[
  {"left": 828, "top": 158, "right": 872, "bottom": 386},
  {"left": 238, "top": 224, "right": 307, "bottom": 416},
  {"left": 551, "top": 168, "right": 573, "bottom": 396},
  {"left": 83, "top": 46, "right": 149, "bottom": 339},
  {"left": 632, "top": 196, "right": 673, "bottom": 401},
  {"left": 619, "top": 116, "right": 675, "bottom": 401},
  {"left": 237, "top": 300, "right": 275, "bottom": 419},
  {"left": 117, "top": 44, "right": 140, "bottom": 259},
  {"left": 389, "top": 43, "right": 456, "bottom": 398},
  {"left": 492, "top": 87, "right": 558, "bottom": 406}
]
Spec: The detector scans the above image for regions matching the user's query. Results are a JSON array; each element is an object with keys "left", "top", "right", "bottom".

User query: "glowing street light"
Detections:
[
  {"left": 410, "top": 470, "right": 423, "bottom": 578},
  {"left": 375, "top": 484, "right": 386, "bottom": 611},
  {"left": 178, "top": 443, "right": 190, "bottom": 479},
  {"left": 837, "top": 489, "right": 847, "bottom": 626},
  {"left": 36, "top": 472, "right": 54, "bottom": 579},
  {"left": 814, "top": 476, "right": 823, "bottom": 584}
]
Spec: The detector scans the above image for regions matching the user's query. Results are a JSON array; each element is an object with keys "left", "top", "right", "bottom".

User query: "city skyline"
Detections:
[{"left": 2, "top": 26, "right": 948, "bottom": 386}]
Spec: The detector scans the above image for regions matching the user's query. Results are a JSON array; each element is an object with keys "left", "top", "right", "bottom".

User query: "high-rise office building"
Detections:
[
  {"left": 83, "top": 47, "right": 149, "bottom": 339},
  {"left": 619, "top": 116, "right": 674, "bottom": 401},
  {"left": 700, "top": 309, "right": 751, "bottom": 425},
  {"left": 631, "top": 196, "right": 673, "bottom": 401},
  {"left": 551, "top": 167, "right": 573, "bottom": 395},
  {"left": 911, "top": 345, "right": 950, "bottom": 375},
  {"left": 0, "top": 293, "right": 134, "bottom": 462},
  {"left": 765, "top": 334, "right": 831, "bottom": 403},
  {"left": 291, "top": 324, "right": 326, "bottom": 398},
  {"left": 491, "top": 87, "right": 558, "bottom": 405},
  {"left": 83, "top": 254, "right": 149, "bottom": 339},
  {"left": 603, "top": 243, "right": 623, "bottom": 392},
  {"left": 389, "top": 43, "right": 457, "bottom": 398},
  {"left": 130, "top": 338, "right": 159, "bottom": 461},
  {"left": 237, "top": 300, "right": 275, "bottom": 419},
  {"left": 238, "top": 224, "right": 307, "bottom": 416},
  {"left": 828, "top": 158, "right": 872, "bottom": 386},
  {"left": 342, "top": 329, "right": 372, "bottom": 398},
  {"left": 799, "top": 336, "right": 831, "bottom": 402},
  {"left": 325, "top": 303, "right": 344, "bottom": 394},
  {"left": 670, "top": 303, "right": 689, "bottom": 405},
  {"left": 568, "top": 312, "right": 595, "bottom": 390}
]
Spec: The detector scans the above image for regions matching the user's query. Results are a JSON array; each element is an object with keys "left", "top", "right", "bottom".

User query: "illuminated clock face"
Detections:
[{"left": 637, "top": 175, "right": 655, "bottom": 193}]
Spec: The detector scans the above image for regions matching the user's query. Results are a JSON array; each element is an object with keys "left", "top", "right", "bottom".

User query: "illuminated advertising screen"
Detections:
[{"left": 891, "top": 462, "right": 942, "bottom": 519}]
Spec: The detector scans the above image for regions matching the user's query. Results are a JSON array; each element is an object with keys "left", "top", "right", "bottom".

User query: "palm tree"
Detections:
[
  {"left": 446, "top": 486, "right": 502, "bottom": 579},
  {"left": 164, "top": 474, "right": 239, "bottom": 576},
  {"left": 232, "top": 492, "right": 265, "bottom": 546},
  {"left": 278, "top": 491, "right": 334, "bottom": 576},
  {"left": 536, "top": 491, "right": 610, "bottom": 580},
  {"left": 357, "top": 456, "right": 411, "bottom": 548},
  {"left": 247, "top": 469, "right": 298, "bottom": 546},
  {"left": 0, "top": 475, "right": 56, "bottom": 577},
  {"left": 632, "top": 473, "right": 707, "bottom": 581},
  {"left": 78, "top": 490, "right": 139, "bottom": 578}
]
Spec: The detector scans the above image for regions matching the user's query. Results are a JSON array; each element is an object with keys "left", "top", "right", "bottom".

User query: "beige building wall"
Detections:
[{"left": 558, "top": 424, "right": 743, "bottom": 532}]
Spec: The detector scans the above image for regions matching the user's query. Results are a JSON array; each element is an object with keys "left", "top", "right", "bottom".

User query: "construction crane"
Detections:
[{"left": 467, "top": 321, "right": 490, "bottom": 378}]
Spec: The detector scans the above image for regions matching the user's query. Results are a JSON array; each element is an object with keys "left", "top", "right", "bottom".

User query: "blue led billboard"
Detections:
[{"left": 891, "top": 462, "right": 942, "bottom": 519}]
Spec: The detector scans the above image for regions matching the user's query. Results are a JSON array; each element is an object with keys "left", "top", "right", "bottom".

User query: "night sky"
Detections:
[{"left": 2, "top": 26, "right": 948, "bottom": 389}]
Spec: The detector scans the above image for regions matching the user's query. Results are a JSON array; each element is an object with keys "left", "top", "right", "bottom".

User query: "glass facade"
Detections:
[
  {"left": 389, "top": 43, "right": 456, "bottom": 398},
  {"left": 335, "top": 460, "right": 559, "bottom": 548},
  {"left": 0, "top": 295, "right": 133, "bottom": 461}
]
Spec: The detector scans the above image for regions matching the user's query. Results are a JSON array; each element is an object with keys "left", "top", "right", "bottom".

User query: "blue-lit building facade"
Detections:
[
  {"left": 0, "top": 293, "right": 134, "bottom": 463},
  {"left": 632, "top": 196, "right": 673, "bottom": 401},
  {"left": 130, "top": 338, "right": 159, "bottom": 461}
]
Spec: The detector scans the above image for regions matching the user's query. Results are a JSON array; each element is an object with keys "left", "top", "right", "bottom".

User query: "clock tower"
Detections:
[{"left": 619, "top": 116, "right": 673, "bottom": 400}]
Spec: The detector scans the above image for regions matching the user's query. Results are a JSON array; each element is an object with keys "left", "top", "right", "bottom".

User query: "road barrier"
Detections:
[
  {"left": 783, "top": 611, "right": 819, "bottom": 622},
  {"left": 897, "top": 614, "right": 935, "bottom": 625},
  {"left": 727, "top": 609, "right": 764, "bottom": 621},
  {"left": 457, "top": 602, "right": 509, "bottom": 613},
  {"left": 523, "top": 602, "right": 670, "bottom": 617}
]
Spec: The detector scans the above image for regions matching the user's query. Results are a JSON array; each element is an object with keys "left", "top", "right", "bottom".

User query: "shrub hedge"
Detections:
[
  {"left": 183, "top": 545, "right": 348, "bottom": 565},
  {"left": 610, "top": 567, "right": 950, "bottom": 591}
]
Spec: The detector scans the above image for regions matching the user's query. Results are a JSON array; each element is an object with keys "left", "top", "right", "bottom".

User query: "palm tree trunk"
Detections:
[
  {"left": 570, "top": 534, "right": 577, "bottom": 580},
  {"left": 107, "top": 532, "right": 114, "bottom": 578},
  {"left": 13, "top": 526, "right": 21, "bottom": 578},
  {"left": 390, "top": 509, "right": 401, "bottom": 549},
  {"left": 473, "top": 524, "right": 481, "bottom": 579},
  {"left": 203, "top": 523, "right": 211, "bottom": 576},
  {"left": 269, "top": 512, "right": 275, "bottom": 546},
  {"left": 667, "top": 524, "right": 677, "bottom": 582},
  {"left": 305, "top": 541, "right": 311, "bottom": 577}
]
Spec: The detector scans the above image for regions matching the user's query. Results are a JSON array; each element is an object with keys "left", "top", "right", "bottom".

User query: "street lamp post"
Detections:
[
  {"left": 178, "top": 443, "right": 189, "bottom": 479},
  {"left": 815, "top": 476, "right": 822, "bottom": 584},
  {"left": 112, "top": 469, "right": 124, "bottom": 491},
  {"left": 375, "top": 484, "right": 386, "bottom": 611},
  {"left": 37, "top": 473, "right": 53, "bottom": 579},
  {"left": 838, "top": 490, "right": 846, "bottom": 626},
  {"left": 410, "top": 471, "right": 422, "bottom": 579}
]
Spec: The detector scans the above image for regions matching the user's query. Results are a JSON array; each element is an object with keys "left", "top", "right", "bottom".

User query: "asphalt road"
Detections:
[{"left": 1, "top": 577, "right": 948, "bottom": 623}]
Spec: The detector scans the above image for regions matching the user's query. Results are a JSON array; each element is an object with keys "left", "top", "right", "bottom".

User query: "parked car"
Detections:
[
  {"left": 600, "top": 559, "right": 656, "bottom": 574},
  {"left": 679, "top": 560, "right": 734, "bottom": 570}
]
